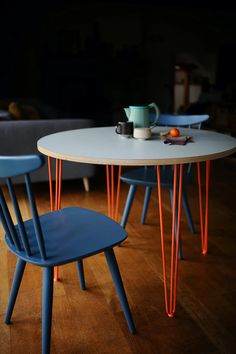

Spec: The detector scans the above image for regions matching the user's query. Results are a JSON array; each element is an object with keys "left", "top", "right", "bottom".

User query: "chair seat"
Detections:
[
  {"left": 120, "top": 166, "right": 190, "bottom": 188},
  {"left": 5, "top": 207, "right": 127, "bottom": 266}
]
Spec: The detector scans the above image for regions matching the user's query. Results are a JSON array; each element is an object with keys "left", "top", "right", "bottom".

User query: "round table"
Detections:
[
  {"left": 37, "top": 126, "right": 236, "bottom": 166},
  {"left": 38, "top": 126, "right": 236, "bottom": 317}
]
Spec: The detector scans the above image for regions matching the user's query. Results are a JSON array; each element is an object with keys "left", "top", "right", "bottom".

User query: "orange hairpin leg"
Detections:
[
  {"left": 106, "top": 165, "right": 122, "bottom": 222},
  {"left": 157, "top": 164, "right": 183, "bottom": 317},
  {"left": 48, "top": 157, "right": 63, "bottom": 281},
  {"left": 197, "top": 160, "right": 210, "bottom": 255}
]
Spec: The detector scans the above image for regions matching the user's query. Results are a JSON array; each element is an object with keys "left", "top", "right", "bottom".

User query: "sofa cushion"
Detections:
[
  {"left": 8, "top": 101, "right": 40, "bottom": 120},
  {"left": 8, "top": 102, "right": 23, "bottom": 120}
]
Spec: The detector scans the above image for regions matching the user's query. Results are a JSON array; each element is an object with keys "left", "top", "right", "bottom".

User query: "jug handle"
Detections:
[{"left": 148, "top": 102, "right": 159, "bottom": 128}]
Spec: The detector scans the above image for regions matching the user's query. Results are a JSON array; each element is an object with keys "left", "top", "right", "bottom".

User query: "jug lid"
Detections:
[{"left": 129, "top": 105, "right": 148, "bottom": 109}]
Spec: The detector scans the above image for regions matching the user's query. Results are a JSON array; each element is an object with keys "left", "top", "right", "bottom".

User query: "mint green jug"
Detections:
[{"left": 124, "top": 103, "right": 159, "bottom": 128}]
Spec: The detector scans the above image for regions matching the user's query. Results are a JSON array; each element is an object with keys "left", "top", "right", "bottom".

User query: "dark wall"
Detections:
[{"left": 1, "top": 1, "right": 236, "bottom": 125}]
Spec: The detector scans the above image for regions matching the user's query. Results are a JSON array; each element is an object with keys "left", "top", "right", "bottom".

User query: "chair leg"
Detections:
[
  {"left": 77, "top": 259, "right": 86, "bottom": 290},
  {"left": 141, "top": 186, "right": 152, "bottom": 224},
  {"left": 5, "top": 258, "right": 26, "bottom": 324},
  {"left": 182, "top": 190, "right": 195, "bottom": 234},
  {"left": 42, "top": 267, "right": 54, "bottom": 354},
  {"left": 121, "top": 185, "right": 137, "bottom": 228},
  {"left": 169, "top": 190, "right": 183, "bottom": 260},
  {"left": 104, "top": 248, "right": 136, "bottom": 334}
]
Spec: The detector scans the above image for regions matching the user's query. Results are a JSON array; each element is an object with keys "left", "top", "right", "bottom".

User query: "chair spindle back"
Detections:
[
  {"left": 0, "top": 155, "right": 46, "bottom": 260},
  {"left": 150, "top": 114, "right": 210, "bottom": 175}
]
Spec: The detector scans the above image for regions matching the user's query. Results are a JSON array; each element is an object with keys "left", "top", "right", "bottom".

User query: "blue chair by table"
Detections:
[
  {"left": 120, "top": 114, "right": 209, "bottom": 258},
  {"left": 0, "top": 155, "right": 135, "bottom": 354}
]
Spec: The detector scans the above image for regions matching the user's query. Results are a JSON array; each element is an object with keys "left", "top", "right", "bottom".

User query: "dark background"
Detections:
[{"left": 1, "top": 0, "right": 236, "bottom": 126}]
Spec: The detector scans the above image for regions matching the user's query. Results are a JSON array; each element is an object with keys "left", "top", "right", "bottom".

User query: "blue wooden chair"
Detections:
[
  {"left": 120, "top": 114, "right": 209, "bottom": 258},
  {"left": 0, "top": 154, "right": 136, "bottom": 354}
]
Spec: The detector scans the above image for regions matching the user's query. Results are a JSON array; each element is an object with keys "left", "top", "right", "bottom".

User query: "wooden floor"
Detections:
[{"left": 0, "top": 158, "right": 236, "bottom": 354}]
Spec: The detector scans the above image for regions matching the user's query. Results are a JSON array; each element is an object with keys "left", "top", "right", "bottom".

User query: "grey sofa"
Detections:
[{"left": 0, "top": 119, "right": 96, "bottom": 187}]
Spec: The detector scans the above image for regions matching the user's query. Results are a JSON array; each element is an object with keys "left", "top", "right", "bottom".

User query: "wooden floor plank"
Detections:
[{"left": 0, "top": 159, "right": 235, "bottom": 353}]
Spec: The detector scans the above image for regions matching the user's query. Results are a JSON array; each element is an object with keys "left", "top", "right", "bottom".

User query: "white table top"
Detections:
[{"left": 37, "top": 126, "right": 236, "bottom": 166}]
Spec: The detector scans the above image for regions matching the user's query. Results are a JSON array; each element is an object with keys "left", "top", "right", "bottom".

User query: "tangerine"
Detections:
[{"left": 169, "top": 128, "right": 180, "bottom": 137}]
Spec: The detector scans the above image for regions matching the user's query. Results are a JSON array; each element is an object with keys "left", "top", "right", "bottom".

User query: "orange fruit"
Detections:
[{"left": 169, "top": 128, "right": 180, "bottom": 137}]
